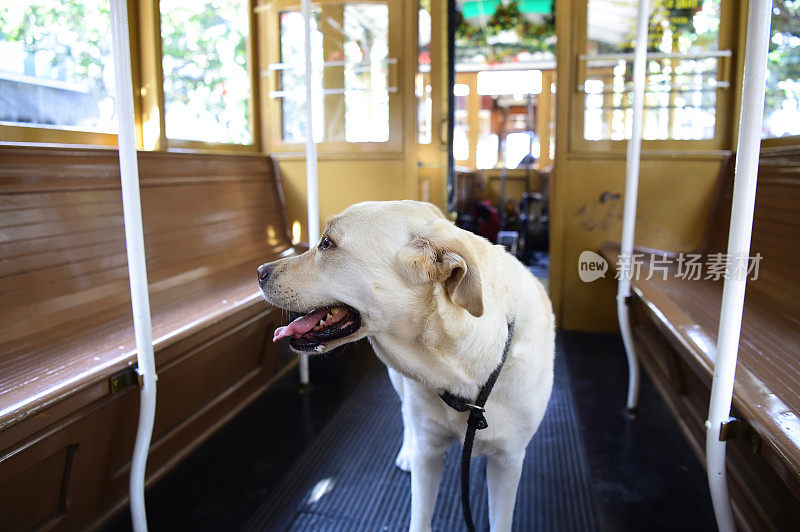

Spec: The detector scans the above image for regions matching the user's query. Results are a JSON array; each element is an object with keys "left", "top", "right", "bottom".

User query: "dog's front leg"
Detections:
[
  {"left": 388, "top": 368, "right": 414, "bottom": 472},
  {"left": 486, "top": 450, "right": 525, "bottom": 531},
  {"left": 409, "top": 434, "right": 448, "bottom": 532}
]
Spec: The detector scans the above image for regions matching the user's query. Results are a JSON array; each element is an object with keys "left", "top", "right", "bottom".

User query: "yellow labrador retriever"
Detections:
[{"left": 258, "top": 200, "right": 554, "bottom": 532}]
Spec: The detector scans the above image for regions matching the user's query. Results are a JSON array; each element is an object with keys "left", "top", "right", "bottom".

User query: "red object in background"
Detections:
[{"left": 474, "top": 200, "right": 500, "bottom": 243}]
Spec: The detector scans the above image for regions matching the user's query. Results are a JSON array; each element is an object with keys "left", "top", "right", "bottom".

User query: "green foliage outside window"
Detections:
[
  {"left": 0, "top": 1, "right": 116, "bottom": 131},
  {"left": 160, "top": 0, "right": 252, "bottom": 143},
  {"left": 0, "top": 1, "right": 111, "bottom": 88},
  {"left": 764, "top": 0, "right": 800, "bottom": 138},
  {"left": 455, "top": 0, "right": 555, "bottom": 65}
]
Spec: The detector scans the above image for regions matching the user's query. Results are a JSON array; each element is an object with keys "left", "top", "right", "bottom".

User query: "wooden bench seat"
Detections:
[
  {"left": 600, "top": 245, "right": 800, "bottom": 462},
  {"left": 0, "top": 146, "right": 299, "bottom": 530},
  {"left": 599, "top": 148, "right": 800, "bottom": 529},
  {"left": 0, "top": 258, "right": 295, "bottom": 430}
]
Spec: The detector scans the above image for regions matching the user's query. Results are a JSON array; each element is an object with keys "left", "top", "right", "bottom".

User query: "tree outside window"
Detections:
[
  {"left": 160, "top": 0, "right": 252, "bottom": 144},
  {"left": 764, "top": 0, "right": 800, "bottom": 138},
  {"left": 0, "top": 1, "right": 116, "bottom": 133}
]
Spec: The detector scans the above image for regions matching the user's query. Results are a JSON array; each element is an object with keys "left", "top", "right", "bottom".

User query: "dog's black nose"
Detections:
[{"left": 257, "top": 263, "right": 272, "bottom": 283}]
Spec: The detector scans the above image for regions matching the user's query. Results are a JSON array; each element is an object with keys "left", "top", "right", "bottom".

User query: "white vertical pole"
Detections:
[
  {"left": 617, "top": 0, "right": 650, "bottom": 414},
  {"left": 706, "top": 2, "right": 771, "bottom": 530},
  {"left": 300, "top": 0, "right": 318, "bottom": 386},
  {"left": 108, "top": 0, "right": 157, "bottom": 531}
]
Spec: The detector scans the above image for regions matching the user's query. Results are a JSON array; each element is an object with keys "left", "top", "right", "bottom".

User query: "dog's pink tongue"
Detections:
[{"left": 273, "top": 308, "right": 330, "bottom": 342}]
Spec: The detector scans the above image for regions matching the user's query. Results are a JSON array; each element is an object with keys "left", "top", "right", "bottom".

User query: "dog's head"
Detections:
[{"left": 258, "top": 200, "right": 483, "bottom": 354}]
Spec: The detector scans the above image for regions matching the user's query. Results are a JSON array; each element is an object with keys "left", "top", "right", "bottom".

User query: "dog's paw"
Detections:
[{"left": 395, "top": 446, "right": 412, "bottom": 473}]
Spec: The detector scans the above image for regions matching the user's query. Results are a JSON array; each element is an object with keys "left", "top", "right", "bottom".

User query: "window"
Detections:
[
  {"left": 458, "top": 70, "right": 544, "bottom": 170},
  {"left": 505, "top": 131, "right": 537, "bottom": 168},
  {"left": 276, "top": 10, "right": 324, "bottom": 143},
  {"left": 581, "top": 0, "right": 725, "bottom": 142},
  {"left": 476, "top": 110, "right": 498, "bottom": 169},
  {"left": 275, "top": 2, "right": 390, "bottom": 143},
  {"left": 763, "top": 0, "right": 800, "bottom": 139},
  {"left": 160, "top": 0, "right": 253, "bottom": 144},
  {"left": 0, "top": 1, "right": 117, "bottom": 134},
  {"left": 453, "top": 83, "right": 470, "bottom": 161},
  {"left": 0, "top": 0, "right": 259, "bottom": 149},
  {"left": 264, "top": 0, "right": 399, "bottom": 151},
  {"left": 341, "top": 4, "right": 390, "bottom": 142},
  {"left": 417, "top": 0, "right": 433, "bottom": 144}
]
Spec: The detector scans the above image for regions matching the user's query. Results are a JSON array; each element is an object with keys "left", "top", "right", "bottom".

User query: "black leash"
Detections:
[{"left": 438, "top": 320, "right": 515, "bottom": 532}]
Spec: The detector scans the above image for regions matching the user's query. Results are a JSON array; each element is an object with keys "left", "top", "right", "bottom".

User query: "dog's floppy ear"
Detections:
[{"left": 398, "top": 222, "right": 484, "bottom": 317}]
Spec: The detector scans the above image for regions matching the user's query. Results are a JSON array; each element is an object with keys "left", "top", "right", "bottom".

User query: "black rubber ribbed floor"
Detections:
[{"left": 244, "top": 350, "right": 598, "bottom": 532}]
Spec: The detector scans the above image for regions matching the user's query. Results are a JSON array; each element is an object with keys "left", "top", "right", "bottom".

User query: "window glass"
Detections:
[
  {"left": 453, "top": 83, "right": 470, "bottom": 161},
  {"left": 417, "top": 0, "right": 433, "bottom": 144},
  {"left": 160, "top": 0, "right": 252, "bottom": 144},
  {"left": 455, "top": 0, "right": 556, "bottom": 69},
  {"left": 476, "top": 110, "right": 498, "bottom": 169},
  {"left": 475, "top": 71, "right": 541, "bottom": 169},
  {"left": 278, "top": 10, "right": 324, "bottom": 143},
  {"left": 763, "top": 0, "right": 800, "bottom": 139},
  {"left": 583, "top": 0, "right": 721, "bottom": 141},
  {"left": 505, "top": 131, "right": 536, "bottom": 168},
  {"left": 0, "top": 1, "right": 116, "bottom": 133},
  {"left": 343, "top": 4, "right": 390, "bottom": 142},
  {"left": 276, "top": 2, "right": 391, "bottom": 144}
]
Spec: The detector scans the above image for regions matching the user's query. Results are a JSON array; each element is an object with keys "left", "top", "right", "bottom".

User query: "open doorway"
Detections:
[{"left": 447, "top": 0, "right": 556, "bottom": 282}]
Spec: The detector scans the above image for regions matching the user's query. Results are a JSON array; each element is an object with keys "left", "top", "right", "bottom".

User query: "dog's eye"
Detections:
[{"left": 319, "top": 235, "right": 335, "bottom": 251}]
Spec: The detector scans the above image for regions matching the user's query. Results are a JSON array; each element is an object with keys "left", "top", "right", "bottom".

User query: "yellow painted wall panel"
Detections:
[
  {"left": 554, "top": 156, "right": 723, "bottom": 331},
  {"left": 550, "top": 0, "right": 734, "bottom": 332},
  {"left": 278, "top": 159, "right": 410, "bottom": 242}
]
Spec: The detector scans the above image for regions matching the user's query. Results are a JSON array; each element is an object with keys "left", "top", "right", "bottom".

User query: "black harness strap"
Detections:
[{"left": 439, "top": 320, "right": 515, "bottom": 532}]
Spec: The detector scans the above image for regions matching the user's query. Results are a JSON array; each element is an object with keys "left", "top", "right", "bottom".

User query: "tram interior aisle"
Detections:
[
  {"left": 103, "top": 332, "right": 716, "bottom": 532},
  {"left": 6, "top": 1, "right": 800, "bottom": 530}
]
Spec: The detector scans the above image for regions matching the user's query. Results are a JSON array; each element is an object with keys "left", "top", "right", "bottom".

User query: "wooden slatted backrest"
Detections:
[
  {"left": 748, "top": 149, "right": 800, "bottom": 322},
  {"left": 697, "top": 154, "right": 736, "bottom": 255},
  {"left": 0, "top": 146, "right": 292, "bottom": 346},
  {"left": 699, "top": 148, "right": 800, "bottom": 322}
]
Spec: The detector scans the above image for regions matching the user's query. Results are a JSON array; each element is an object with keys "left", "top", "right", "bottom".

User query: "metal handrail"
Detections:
[
  {"left": 706, "top": 2, "right": 772, "bottom": 530},
  {"left": 298, "top": 0, "right": 318, "bottom": 385},
  {"left": 615, "top": 0, "right": 649, "bottom": 417},
  {"left": 109, "top": 0, "right": 157, "bottom": 530}
]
